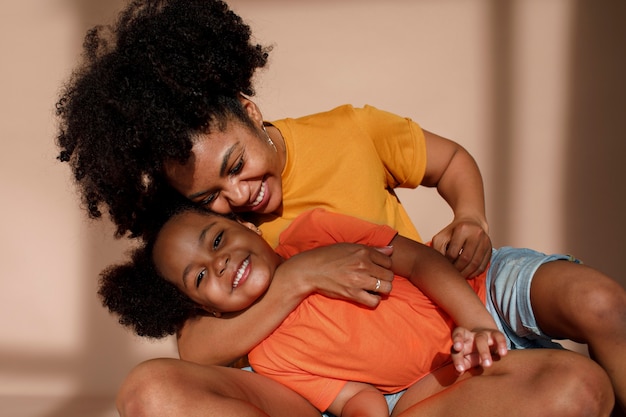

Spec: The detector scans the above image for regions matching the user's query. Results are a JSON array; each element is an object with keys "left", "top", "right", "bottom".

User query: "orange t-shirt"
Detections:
[{"left": 248, "top": 209, "right": 487, "bottom": 411}]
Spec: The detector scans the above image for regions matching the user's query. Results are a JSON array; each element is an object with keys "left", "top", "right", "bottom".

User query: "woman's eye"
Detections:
[
  {"left": 200, "top": 192, "right": 218, "bottom": 207},
  {"left": 229, "top": 157, "right": 244, "bottom": 175},
  {"left": 213, "top": 231, "right": 223, "bottom": 250},
  {"left": 196, "top": 269, "right": 206, "bottom": 288}
]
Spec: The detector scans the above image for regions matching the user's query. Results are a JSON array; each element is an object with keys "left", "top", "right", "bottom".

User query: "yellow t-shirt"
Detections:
[{"left": 255, "top": 104, "right": 427, "bottom": 247}]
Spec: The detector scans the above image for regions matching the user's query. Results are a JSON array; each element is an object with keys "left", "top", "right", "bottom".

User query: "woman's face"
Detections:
[
  {"left": 164, "top": 99, "right": 284, "bottom": 215},
  {"left": 153, "top": 210, "right": 281, "bottom": 314}
]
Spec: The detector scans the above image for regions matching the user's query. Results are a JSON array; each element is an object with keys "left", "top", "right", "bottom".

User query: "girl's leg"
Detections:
[
  {"left": 530, "top": 261, "right": 626, "bottom": 414},
  {"left": 329, "top": 382, "right": 388, "bottom": 417},
  {"left": 116, "top": 358, "right": 321, "bottom": 417},
  {"left": 391, "top": 349, "right": 613, "bottom": 417}
]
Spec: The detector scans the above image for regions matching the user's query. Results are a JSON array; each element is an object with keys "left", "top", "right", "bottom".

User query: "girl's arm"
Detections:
[
  {"left": 421, "top": 130, "right": 492, "bottom": 278},
  {"left": 177, "top": 243, "right": 394, "bottom": 365},
  {"left": 390, "top": 234, "right": 507, "bottom": 367}
]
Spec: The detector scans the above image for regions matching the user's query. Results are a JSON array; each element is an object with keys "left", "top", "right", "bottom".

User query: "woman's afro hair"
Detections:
[{"left": 55, "top": 0, "right": 271, "bottom": 238}]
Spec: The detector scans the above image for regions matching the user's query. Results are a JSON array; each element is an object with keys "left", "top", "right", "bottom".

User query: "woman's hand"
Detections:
[
  {"left": 431, "top": 217, "right": 492, "bottom": 278},
  {"left": 421, "top": 130, "right": 492, "bottom": 278},
  {"left": 281, "top": 243, "right": 394, "bottom": 308},
  {"left": 450, "top": 326, "right": 508, "bottom": 374}
]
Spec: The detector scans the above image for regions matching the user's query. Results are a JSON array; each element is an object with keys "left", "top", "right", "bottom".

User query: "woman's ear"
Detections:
[{"left": 238, "top": 94, "right": 263, "bottom": 126}]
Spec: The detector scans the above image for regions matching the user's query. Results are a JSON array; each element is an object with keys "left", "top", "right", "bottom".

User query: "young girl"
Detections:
[
  {"left": 56, "top": 0, "right": 626, "bottom": 413},
  {"left": 99, "top": 205, "right": 612, "bottom": 417}
]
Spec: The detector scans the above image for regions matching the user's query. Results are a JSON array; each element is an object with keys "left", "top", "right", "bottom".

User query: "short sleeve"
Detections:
[
  {"left": 277, "top": 208, "right": 398, "bottom": 259},
  {"left": 352, "top": 105, "right": 427, "bottom": 189}
]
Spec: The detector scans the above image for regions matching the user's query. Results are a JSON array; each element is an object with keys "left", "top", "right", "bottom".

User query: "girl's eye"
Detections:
[
  {"left": 229, "top": 157, "right": 244, "bottom": 175},
  {"left": 213, "top": 231, "right": 223, "bottom": 250},
  {"left": 196, "top": 269, "right": 206, "bottom": 288}
]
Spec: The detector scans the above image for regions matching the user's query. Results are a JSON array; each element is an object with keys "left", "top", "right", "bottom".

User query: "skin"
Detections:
[
  {"left": 152, "top": 210, "right": 509, "bottom": 416},
  {"left": 164, "top": 96, "right": 492, "bottom": 275},
  {"left": 166, "top": 99, "right": 402, "bottom": 365},
  {"left": 164, "top": 112, "right": 286, "bottom": 216},
  {"left": 530, "top": 261, "right": 626, "bottom": 416},
  {"left": 153, "top": 210, "right": 507, "bottom": 363},
  {"left": 145, "top": 210, "right": 613, "bottom": 417},
  {"left": 116, "top": 349, "right": 613, "bottom": 417},
  {"left": 162, "top": 98, "right": 626, "bottom": 414},
  {"left": 165, "top": 97, "right": 492, "bottom": 361},
  {"left": 165, "top": 97, "right": 492, "bottom": 280},
  {"left": 152, "top": 212, "right": 282, "bottom": 315}
]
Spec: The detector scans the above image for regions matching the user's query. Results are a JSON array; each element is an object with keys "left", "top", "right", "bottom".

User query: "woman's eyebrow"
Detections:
[
  {"left": 185, "top": 142, "right": 238, "bottom": 200},
  {"left": 220, "top": 143, "right": 239, "bottom": 176}
]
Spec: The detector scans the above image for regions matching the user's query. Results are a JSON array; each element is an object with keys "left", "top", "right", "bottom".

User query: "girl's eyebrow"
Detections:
[{"left": 181, "top": 221, "right": 217, "bottom": 288}]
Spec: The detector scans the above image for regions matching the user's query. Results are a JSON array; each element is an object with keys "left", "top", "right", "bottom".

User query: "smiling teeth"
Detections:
[
  {"left": 252, "top": 182, "right": 265, "bottom": 206},
  {"left": 233, "top": 258, "right": 250, "bottom": 288}
]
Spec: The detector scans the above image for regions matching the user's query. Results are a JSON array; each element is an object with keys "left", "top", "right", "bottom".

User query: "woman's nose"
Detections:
[{"left": 224, "top": 180, "right": 249, "bottom": 207}]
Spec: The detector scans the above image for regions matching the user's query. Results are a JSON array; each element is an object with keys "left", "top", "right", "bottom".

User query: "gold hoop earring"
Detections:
[{"left": 262, "top": 124, "right": 277, "bottom": 153}]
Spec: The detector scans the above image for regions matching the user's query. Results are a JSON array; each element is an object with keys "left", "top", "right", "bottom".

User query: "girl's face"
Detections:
[
  {"left": 153, "top": 210, "right": 282, "bottom": 314},
  {"left": 164, "top": 99, "right": 285, "bottom": 215}
]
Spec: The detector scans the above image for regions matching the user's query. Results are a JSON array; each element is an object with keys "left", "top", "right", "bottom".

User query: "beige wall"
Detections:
[{"left": 1, "top": 0, "right": 624, "bottom": 415}]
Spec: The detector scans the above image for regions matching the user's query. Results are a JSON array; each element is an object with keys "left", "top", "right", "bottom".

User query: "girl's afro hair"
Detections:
[
  {"left": 55, "top": 0, "right": 271, "bottom": 238},
  {"left": 98, "top": 242, "right": 202, "bottom": 339},
  {"left": 97, "top": 202, "right": 211, "bottom": 338}
]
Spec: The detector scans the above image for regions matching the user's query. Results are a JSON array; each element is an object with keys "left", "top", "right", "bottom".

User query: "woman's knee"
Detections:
[
  {"left": 540, "top": 351, "right": 614, "bottom": 417},
  {"left": 116, "top": 358, "right": 188, "bottom": 417}
]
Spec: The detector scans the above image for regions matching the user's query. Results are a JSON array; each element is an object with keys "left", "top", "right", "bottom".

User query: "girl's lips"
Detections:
[{"left": 232, "top": 257, "right": 250, "bottom": 289}]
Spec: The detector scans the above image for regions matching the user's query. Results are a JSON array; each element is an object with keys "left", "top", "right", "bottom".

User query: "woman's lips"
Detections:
[{"left": 248, "top": 181, "right": 270, "bottom": 212}]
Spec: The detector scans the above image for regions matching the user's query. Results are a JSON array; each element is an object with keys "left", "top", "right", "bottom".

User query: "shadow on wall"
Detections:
[
  {"left": 564, "top": 0, "right": 626, "bottom": 285},
  {"left": 487, "top": 0, "right": 626, "bottom": 288},
  {"left": 41, "top": 3, "right": 158, "bottom": 417},
  {"left": 486, "top": 0, "right": 514, "bottom": 248}
]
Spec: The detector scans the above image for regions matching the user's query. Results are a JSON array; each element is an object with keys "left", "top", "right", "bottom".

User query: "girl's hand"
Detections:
[
  {"left": 450, "top": 326, "right": 508, "bottom": 374},
  {"left": 280, "top": 243, "right": 394, "bottom": 308},
  {"left": 431, "top": 217, "right": 492, "bottom": 278}
]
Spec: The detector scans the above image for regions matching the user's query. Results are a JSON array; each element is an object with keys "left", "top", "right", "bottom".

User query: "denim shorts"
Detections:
[{"left": 486, "top": 246, "right": 582, "bottom": 349}]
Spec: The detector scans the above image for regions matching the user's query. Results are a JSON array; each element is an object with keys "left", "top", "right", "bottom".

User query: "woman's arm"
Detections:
[
  {"left": 421, "top": 130, "right": 492, "bottom": 278},
  {"left": 177, "top": 243, "right": 394, "bottom": 365}
]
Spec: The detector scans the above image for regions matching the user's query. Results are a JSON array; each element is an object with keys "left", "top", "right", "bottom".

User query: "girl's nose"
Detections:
[{"left": 213, "top": 252, "right": 229, "bottom": 277}]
